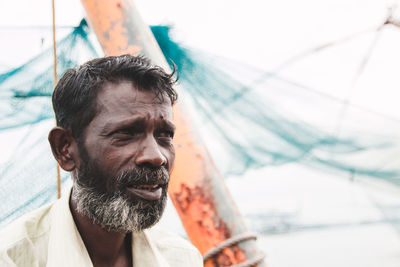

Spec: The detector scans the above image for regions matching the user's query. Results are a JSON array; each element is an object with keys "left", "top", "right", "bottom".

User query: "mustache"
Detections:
[{"left": 114, "top": 166, "right": 170, "bottom": 189}]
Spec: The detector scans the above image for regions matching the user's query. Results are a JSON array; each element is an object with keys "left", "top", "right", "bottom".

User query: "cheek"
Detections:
[
  {"left": 106, "top": 143, "right": 141, "bottom": 172},
  {"left": 165, "top": 145, "right": 175, "bottom": 171}
]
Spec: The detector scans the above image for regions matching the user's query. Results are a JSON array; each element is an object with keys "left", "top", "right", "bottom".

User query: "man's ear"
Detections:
[{"left": 48, "top": 127, "right": 79, "bottom": 172}]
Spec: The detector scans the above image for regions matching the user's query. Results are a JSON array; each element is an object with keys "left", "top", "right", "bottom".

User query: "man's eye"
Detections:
[
  {"left": 113, "top": 129, "right": 139, "bottom": 137},
  {"left": 114, "top": 130, "right": 129, "bottom": 135},
  {"left": 158, "top": 131, "right": 174, "bottom": 138}
]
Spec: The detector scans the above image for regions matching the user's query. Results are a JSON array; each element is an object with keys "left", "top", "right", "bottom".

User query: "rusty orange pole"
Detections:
[{"left": 81, "top": 1, "right": 265, "bottom": 266}]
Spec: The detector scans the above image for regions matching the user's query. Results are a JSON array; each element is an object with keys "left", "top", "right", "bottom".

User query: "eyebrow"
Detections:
[
  {"left": 159, "top": 119, "right": 176, "bottom": 132},
  {"left": 100, "top": 116, "right": 146, "bottom": 135},
  {"left": 100, "top": 116, "right": 176, "bottom": 135}
]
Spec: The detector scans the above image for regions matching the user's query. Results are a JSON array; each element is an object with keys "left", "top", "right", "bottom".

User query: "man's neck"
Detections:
[{"left": 69, "top": 196, "right": 132, "bottom": 267}]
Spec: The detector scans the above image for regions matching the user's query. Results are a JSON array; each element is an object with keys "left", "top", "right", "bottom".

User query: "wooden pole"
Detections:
[
  {"left": 51, "top": 0, "right": 62, "bottom": 199},
  {"left": 80, "top": 1, "right": 265, "bottom": 266}
]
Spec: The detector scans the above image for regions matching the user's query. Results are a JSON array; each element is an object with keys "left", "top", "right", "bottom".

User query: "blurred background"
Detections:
[{"left": 1, "top": 0, "right": 400, "bottom": 266}]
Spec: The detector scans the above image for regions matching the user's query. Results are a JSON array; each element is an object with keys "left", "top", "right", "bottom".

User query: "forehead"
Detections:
[{"left": 94, "top": 81, "right": 172, "bottom": 120}]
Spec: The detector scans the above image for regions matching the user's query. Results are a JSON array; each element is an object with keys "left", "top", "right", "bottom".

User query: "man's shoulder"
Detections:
[
  {"left": 145, "top": 226, "right": 203, "bottom": 266},
  {"left": 146, "top": 226, "right": 196, "bottom": 250},
  {"left": 0, "top": 202, "right": 54, "bottom": 264}
]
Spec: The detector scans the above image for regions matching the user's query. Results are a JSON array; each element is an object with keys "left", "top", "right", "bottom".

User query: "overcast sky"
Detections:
[{"left": 0, "top": 0, "right": 400, "bottom": 119}]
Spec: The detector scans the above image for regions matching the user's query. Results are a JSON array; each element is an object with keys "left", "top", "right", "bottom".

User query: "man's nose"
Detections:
[{"left": 135, "top": 136, "right": 167, "bottom": 167}]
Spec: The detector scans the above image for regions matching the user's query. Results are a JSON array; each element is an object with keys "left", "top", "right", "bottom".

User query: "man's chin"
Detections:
[
  {"left": 73, "top": 183, "right": 168, "bottom": 233},
  {"left": 109, "top": 197, "right": 167, "bottom": 233}
]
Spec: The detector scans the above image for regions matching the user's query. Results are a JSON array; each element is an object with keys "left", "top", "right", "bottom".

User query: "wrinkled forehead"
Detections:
[
  {"left": 100, "top": 80, "right": 171, "bottom": 103},
  {"left": 93, "top": 81, "right": 173, "bottom": 119}
]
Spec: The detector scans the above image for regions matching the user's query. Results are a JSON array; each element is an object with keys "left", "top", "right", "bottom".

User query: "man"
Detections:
[{"left": 0, "top": 55, "right": 203, "bottom": 266}]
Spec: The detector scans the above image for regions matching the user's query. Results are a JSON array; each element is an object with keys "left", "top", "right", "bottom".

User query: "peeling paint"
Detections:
[{"left": 174, "top": 183, "right": 248, "bottom": 267}]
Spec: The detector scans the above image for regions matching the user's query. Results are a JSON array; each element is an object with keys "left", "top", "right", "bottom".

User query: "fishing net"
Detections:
[{"left": 1, "top": 19, "right": 399, "bottom": 227}]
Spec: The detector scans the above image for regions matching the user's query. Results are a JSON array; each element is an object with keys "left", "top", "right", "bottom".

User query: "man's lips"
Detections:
[{"left": 125, "top": 184, "right": 163, "bottom": 201}]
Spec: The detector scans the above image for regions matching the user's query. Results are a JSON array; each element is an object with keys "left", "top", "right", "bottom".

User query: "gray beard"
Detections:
[{"left": 72, "top": 168, "right": 168, "bottom": 232}]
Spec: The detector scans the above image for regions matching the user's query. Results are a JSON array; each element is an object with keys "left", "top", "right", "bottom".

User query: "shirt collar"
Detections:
[
  {"left": 132, "top": 230, "right": 170, "bottom": 267},
  {"left": 46, "top": 188, "right": 170, "bottom": 267}
]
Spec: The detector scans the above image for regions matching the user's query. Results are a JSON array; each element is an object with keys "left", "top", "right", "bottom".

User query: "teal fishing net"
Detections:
[
  {"left": 0, "top": 20, "right": 98, "bottom": 226},
  {"left": 1, "top": 19, "right": 399, "bottom": 227}
]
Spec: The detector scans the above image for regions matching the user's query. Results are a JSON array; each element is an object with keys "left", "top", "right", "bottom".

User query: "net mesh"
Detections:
[{"left": 0, "top": 19, "right": 399, "bottom": 227}]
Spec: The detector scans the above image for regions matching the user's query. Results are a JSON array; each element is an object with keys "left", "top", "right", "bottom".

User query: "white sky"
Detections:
[{"left": 0, "top": 0, "right": 399, "bottom": 120}]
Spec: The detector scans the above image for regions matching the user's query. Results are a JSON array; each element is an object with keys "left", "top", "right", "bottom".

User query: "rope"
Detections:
[
  {"left": 51, "top": 0, "right": 61, "bottom": 199},
  {"left": 230, "top": 253, "right": 266, "bottom": 267},
  {"left": 203, "top": 232, "right": 265, "bottom": 266}
]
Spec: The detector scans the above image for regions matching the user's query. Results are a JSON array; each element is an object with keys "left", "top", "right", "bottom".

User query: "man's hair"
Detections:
[{"left": 52, "top": 54, "right": 178, "bottom": 139}]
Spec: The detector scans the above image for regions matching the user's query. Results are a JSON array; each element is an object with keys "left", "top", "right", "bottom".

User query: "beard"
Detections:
[{"left": 71, "top": 152, "right": 169, "bottom": 232}]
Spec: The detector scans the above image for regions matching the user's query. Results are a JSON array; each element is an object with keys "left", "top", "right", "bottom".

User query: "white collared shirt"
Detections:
[{"left": 0, "top": 190, "right": 203, "bottom": 267}]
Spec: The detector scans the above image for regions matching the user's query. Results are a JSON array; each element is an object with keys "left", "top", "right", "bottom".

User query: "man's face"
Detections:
[{"left": 72, "top": 80, "right": 175, "bottom": 232}]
